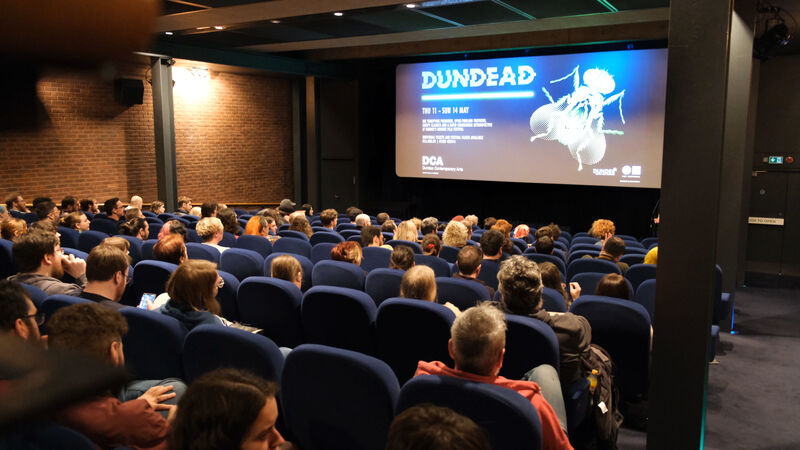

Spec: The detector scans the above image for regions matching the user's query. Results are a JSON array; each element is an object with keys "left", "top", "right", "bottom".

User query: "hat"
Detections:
[{"left": 279, "top": 199, "right": 296, "bottom": 212}]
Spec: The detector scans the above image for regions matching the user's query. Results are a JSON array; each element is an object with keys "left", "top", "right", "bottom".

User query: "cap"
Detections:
[{"left": 279, "top": 199, "right": 296, "bottom": 212}]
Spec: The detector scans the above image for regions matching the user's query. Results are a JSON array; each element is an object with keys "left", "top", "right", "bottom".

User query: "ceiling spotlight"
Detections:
[
  {"left": 271, "top": 19, "right": 281, "bottom": 24},
  {"left": 165, "top": 31, "right": 173, "bottom": 35},
  {"left": 334, "top": 12, "right": 343, "bottom": 16},
  {"left": 214, "top": 25, "right": 225, "bottom": 30},
  {"left": 196, "top": 26, "right": 210, "bottom": 30},
  {"left": 406, "top": 3, "right": 417, "bottom": 8}
]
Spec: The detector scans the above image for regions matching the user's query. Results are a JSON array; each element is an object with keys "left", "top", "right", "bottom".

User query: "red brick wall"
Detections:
[{"left": 0, "top": 63, "right": 293, "bottom": 206}]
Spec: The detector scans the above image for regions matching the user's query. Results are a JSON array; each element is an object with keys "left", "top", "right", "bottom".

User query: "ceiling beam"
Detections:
[
  {"left": 240, "top": 7, "right": 669, "bottom": 56},
  {"left": 155, "top": 0, "right": 413, "bottom": 32}
]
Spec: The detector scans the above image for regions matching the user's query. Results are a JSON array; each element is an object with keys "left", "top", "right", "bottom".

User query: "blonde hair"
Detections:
[
  {"left": 442, "top": 221, "right": 469, "bottom": 248},
  {"left": 589, "top": 219, "right": 616, "bottom": 239},
  {"left": 1, "top": 218, "right": 27, "bottom": 240},
  {"left": 400, "top": 265, "right": 437, "bottom": 302},
  {"left": 271, "top": 254, "right": 302, "bottom": 283},
  {"left": 394, "top": 220, "right": 418, "bottom": 242},
  {"left": 196, "top": 217, "right": 224, "bottom": 241},
  {"left": 450, "top": 303, "right": 506, "bottom": 376}
]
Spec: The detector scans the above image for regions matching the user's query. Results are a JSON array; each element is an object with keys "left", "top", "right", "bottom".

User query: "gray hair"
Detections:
[
  {"left": 450, "top": 303, "right": 507, "bottom": 376},
  {"left": 497, "top": 255, "right": 543, "bottom": 315}
]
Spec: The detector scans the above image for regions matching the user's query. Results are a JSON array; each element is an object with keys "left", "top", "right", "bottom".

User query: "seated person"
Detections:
[
  {"left": 498, "top": 256, "right": 591, "bottom": 387},
  {"left": 153, "top": 234, "right": 187, "bottom": 265},
  {"left": 301, "top": 203, "right": 313, "bottom": 217},
  {"left": 200, "top": 202, "right": 218, "bottom": 218},
  {"left": 534, "top": 236, "right": 555, "bottom": 255},
  {"left": 127, "top": 195, "right": 143, "bottom": 211},
  {"left": 483, "top": 217, "right": 496, "bottom": 230},
  {"left": 394, "top": 220, "right": 418, "bottom": 242},
  {"left": 479, "top": 230, "right": 504, "bottom": 262},
  {"left": 595, "top": 273, "right": 632, "bottom": 300},
  {"left": 386, "top": 404, "right": 491, "bottom": 450},
  {"left": 80, "top": 198, "right": 99, "bottom": 215},
  {"left": 376, "top": 212, "right": 390, "bottom": 226},
  {"left": 463, "top": 214, "right": 479, "bottom": 231},
  {"left": 150, "top": 200, "right": 166, "bottom": 215},
  {"left": 401, "top": 265, "right": 460, "bottom": 316},
  {"left": 196, "top": 217, "right": 228, "bottom": 253},
  {"left": 442, "top": 221, "right": 469, "bottom": 248},
  {"left": 514, "top": 224, "right": 533, "bottom": 244},
  {"left": 49, "top": 303, "right": 185, "bottom": 449},
  {"left": 9, "top": 230, "right": 86, "bottom": 296},
  {"left": 361, "top": 225, "right": 392, "bottom": 249},
  {"left": 218, "top": 208, "right": 240, "bottom": 236},
  {"left": 644, "top": 246, "right": 658, "bottom": 265},
  {"left": 453, "top": 246, "right": 494, "bottom": 300},
  {"left": 345, "top": 206, "right": 362, "bottom": 222},
  {"left": 420, "top": 217, "right": 438, "bottom": 236},
  {"left": 382, "top": 220, "right": 397, "bottom": 234},
  {"left": 354, "top": 213, "right": 371, "bottom": 228},
  {"left": 389, "top": 245, "right": 415, "bottom": 271},
  {"left": 34, "top": 200, "right": 59, "bottom": 224},
  {"left": 415, "top": 303, "right": 572, "bottom": 449},
  {"left": 103, "top": 197, "right": 126, "bottom": 223},
  {"left": 1, "top": 217, "right": 27, "bottom": 241},
  {"left": 119, "top": 217, "right": 149, "bottom": 241},
  {"left": 421, "top": 233, "right": 441, "bottom": 257},
  {"left": 582, "top": 236, "right": 629, "bottom": 274},
  {"left": 0, "top": 279, "right": 43, "bottom": 343},
  {"left": 289, "top": 215, "right": 313, "bottom": 238},
  {"left": 174, "top": 196, "right": 192, "bottom": 216},
  {"left": 588, "top": 219, "right": 615, "bottom": 245},
  {"left": 319, "top": 208, "right": 338, "bottom": 230},
  {"left": 61, "top": 196, "right": 79, "bottom": 214},
  {"left": 189, "top": 206, "right": 202, "bottom": 218},
  {"left": 79, "top": 245, "right": 131, "bottom": 310},
  {"left": 158, "top": 259, "right": 226, "bottom": 330},
  {"left": 244, "top": 215, "right": 275, "bottom": 239},
  {"left": 60, "top": 211, "right": 90, "bottom": 232},
  {"left": 270, "top": 254, "right": 303, "bottom": 291},
  {"left": 538, "top": 262, "right": 579, "bottom": 310},
  {"left": 5, "top": 191, "right": 29, "bottom": 213},
  {"left": 170, "top": 368, "right": 292, "bottom": 449},
  {"left": 125, "top": 207, "right": 145, "bottom": 221},
  {"left": 330, "top": 241, "right": 363, "bottom": 266}
]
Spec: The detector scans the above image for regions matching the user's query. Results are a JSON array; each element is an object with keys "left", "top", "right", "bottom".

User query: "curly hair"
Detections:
[
  {"left": 497, "top": 255, "right": 543, "bottom": 315},
  {"left": 331, "top": 241, "right": 363, "bottom": 266},
  {"left": 394, "top": 220, "right": 419, "bottom": 242},
  {"left": 589, "top": 219, "right": 615, "bottom": 239},
  {"left": 442, "top": 221, "right": 469, "bottom": 248},
  {"left": 47, "top": 303, "right": 128, "bottom": 361}
]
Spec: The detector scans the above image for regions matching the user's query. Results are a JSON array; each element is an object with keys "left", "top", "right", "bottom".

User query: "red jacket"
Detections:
[{"left": 415, "top": 361, "right": 573, "bottom": 450}]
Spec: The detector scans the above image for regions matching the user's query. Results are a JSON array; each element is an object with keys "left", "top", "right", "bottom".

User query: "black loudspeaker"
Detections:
[{"left": 113, "top": 78, "right": 144, "bottom": 106}]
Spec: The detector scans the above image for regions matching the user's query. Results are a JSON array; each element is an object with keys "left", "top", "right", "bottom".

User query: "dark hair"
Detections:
[
  {"left": 538, "top": 262, "right": 569, "bottom": 308},
  {"left": 167, "top": 219, "right": 188, "bottom": 242},
  {"left": 86, "top": 245, "right": 130, "bottom": 282},
  {"left": 386, "top": 404, "right": 491, "bottom": 450},
  {"left": 60, "top": 196, "right": 77, "bottom": 211},
  {"left": 200, "top": 202, "right": 218, "bottom": 218},
  {"left": 32, "top": 197, "right": 52, "bottom": 208},
  {"left": 331, "top": 241, "right": 362, "bottom": 265},
  {"left": 382, "top": 220, "right": 397, "bottom": 233},
  {"left": 29, "top": 219, "right": 57, "bottom": 234},
  {"left": 602, "top": 237, "right": 626, "bottom": 258},
  {"left": 534, "top": 226, "right": 553, "bottom": 240},
  {"left": 150, "top": 200, "right": 164, "bottom": 213},
  {"left": 483, "top": 217, "right": 497, "bottom": 230},
  {"left": 346, "top": 207, "right": 363, "bottom": 222},
  {"left": 548, "top": 223, "right": 562, "bottom": 240},
  {"left": 320, "top": 209, "right": 337, "bottom": 227},
  {"left": 456, "top": 245, "right": 483, "bottom": 275},
  {"left": 0, "top": 280, "right": 31, "bottom": 331},
  {"left": 479, "top": 230, "right": 504, "bottom": 257},
  {"left": 47, "top": 303, "right": 128, "bottom": 360},
  {"left": 534, "top": 236, "right": 554, "bottom": 254},
  {"left": 170, "top": 368, "right": 278, "bottom": 450},
  {"left": 104, "top": 198, "right": 120, "bottom": 215},
  {"left": 595, "top": 273, "right": 632, "bottom": 300},
  {"left": 79, "top": 199, "right": 94, "bottom": 212},
  {"left": 4, "top": 192, "right": 21, "bottom": 209},
  {"left": 376, "top": 212, "right": 390, "bottom": 225},
  {"left": 217, "top": 208, "right": 239, "bottom": 235},
  {"left": 420, "top": 217, "right": 438, "bottom": 235},
  {"left": 12, "top": 230, "right": 58, "bottom": 273},
  {"left": 301, "top": 203, "right": 313, "bottom": 216},
  {"left": 154, "top": 234, "right": 186, "bottom": 265},
  {"left": 119, "top": 218, "right": 147, "bottom": 238},
  {"left": 361, "top": 226, "right": 382, "bottom": 247},
  {"left": 390, "top": 245, "right": 415, "bottom": 271},
  {"left": 421, "top": 233, "right": 441, "bottom": 256},
  {"left": 34, "top": 201, "right": 56, "bottom": 220}
]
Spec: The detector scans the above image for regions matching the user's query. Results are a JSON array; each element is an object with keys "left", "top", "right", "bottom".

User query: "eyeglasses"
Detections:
[
  {"left": 21, "top": 312, "right": 45, "bottom": 326},
  {"left": 217, "top": 277, "right": 225, "bottom": 289}
]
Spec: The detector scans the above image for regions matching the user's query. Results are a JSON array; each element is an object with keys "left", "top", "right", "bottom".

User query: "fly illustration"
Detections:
[{"left": 529, "top": 66, "right": 625, "bottom": 171}]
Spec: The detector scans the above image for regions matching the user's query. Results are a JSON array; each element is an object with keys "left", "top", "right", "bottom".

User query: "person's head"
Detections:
[
  {"left": 331, "top": 241, "right": 362, "bottom": 266},
  {"left": 119, "top": 218, "right": 149, "bottom": 240},
  {"left": 421, "top": 233, "right": 441, "bottom": 256},
  {"left": 534, "top": 226, "right": 553, "bottom": 240},
  {"left": 595, "top": 273, "right": 632, "bottom": 300},
  {"left": 1, "top": 218, "right": 28, "bottom": 240},
  {"left": 165, "top": 219, "right": 188, "bottom": 242},
  {"left": 644, "top": 246, "right": 658, "bottom": 265},
  {"left": 547, "top": 223, "right": 562, "bottom": 241},
  {"left": 5, "top": 192, "right": 25, "bottom": 211},
  {"left": 245, "top": 216, "right": 270, "bottom": 237},
  {"left": 0, "top": 280, "right": 42, "bottom": 342},
  {"left": 85, "top": 245, "right": 130, "bottom": 302},
  {"left": 166, "top": 259, "right": 221, "bottom": 314},
  {"left": 170, "top": 368, "right": 285, "bottom": 450},
  {"left": 497, "top": 255, "right": 543, "bottom": 315},
  {"left": 201, "top": 202, "right": 218, "bottom": 218},
  {"left": 464, "top": 215, "right": 479, "bottom": 231},
  {"left": 150, "top": 200, "right": 165, "bottom": 215},
  {"left": 189, "top": 207, "right": 202, "bottom": 218},
  {"left": 376, "top": 212, "right": 390, "bottom": 225},
  {"left": 449, "top": 303, "right": 507, "bottom": 376},
  {"left": 394, "top": 220, "right": 419, "bottom": 242},
  {"left": 197, "top": 217, "right": 224, "bottom": 244},
  {"left": 125, "top": 207, "right": 144, "bottom": 221},
  {"left": 538, "top": 262, "right": 569, "bottom": 309},
  {"left": 442, "top": 221, "right": 469, "bottom": 248},
  {"left": 346, "top": 206, "right": 363, "bottom": 222},
  {"left": 534, "top": 236, "right": 554, "bottom": 254},
  {"left": 12, "top": 230, "right": 62, "bottom": 276},
  {"left": 420, "top": 217, "right": 438, "bottom": 235},
  {"left": 410, "top": 217, "right": 422, "bottom": 232},
  {"left": 61, "top": 196, "right": 78, "bottom": 213},
  {"left": 177, "top": 196, "right": 192, "bottom": 212},
  {"left": 104, "top": 197, "right": 124, "bottom": 219},
  {"left": 602, "top": 236, "right": 626, "bottom": 260},
  {"left": 101, "top": 236, "right": 131, "bottom": 254},
  {"left": 483, "top": 217, "right": 496, "bottom": 230},
  {"left": 479, "top": 230, "right": 504, "bottom": 258},
  {"left": 382, "top": 220, "right": 397, "bottom": 233},
  {"left": 319, "top": 209, "right": 338, "bottom": 229},
  {"left": 153, "top": 234, "right": 187, "bottom": 265},
  {"left": 361, "top": 226, "right": 383, "bottom": 247},
  {"left": 390, "top": 245, "right": 415, "bottom": 271},
  {"left": 47, "top": 303, "right": 128, "bottom": 365},
  {"left": 129, "top": 195, "right": 143, "bottom": 210},
  {"left": 79, "top": 198, "right": 95, "bottom": 213},
  {"left": 278, "top": 199, "right": 296, "bottom": 215},
  {"left": 513, "top": 224, "right": 530, "bottom": 240},
  {"left": 301, "top": 203, "right": 313, "bottom": 217},
  {"left": 29, "top": 219, "right": 57, "bottom": 235},
  {"left": 34, "top": 201, "right": 59, "bottom": 222},
  {"left": 218, "top": 208, "right": 240, "bottom": 235},
  {"left": 456, "top": 245, "right": 483, "bottom": 277},
  {"left": 355, "top": 213, "right": 371, "bottom": 228},
  {"left": 400, "top": 265, "right": 437, "bottom": 302},
  {"left": 386, "top": 404, "right": 491, "bottom": 450},
  {"left": 59, "top": 212, "right": 90, "bottom": 232},
  {"left": 490, "top": 219, "right": 512, "bottom": 237},
  {"left": 270, "top": 254, "right": 303, "bottom": 290},
  {"left": 589, "top": 219, "right": 616, "bottom": 239},
  {"left": 32, "top": 197, "right": 52, "bottom": 208},
  {"left": 289, "top": 215, "right": 313, "bottom": 238}
]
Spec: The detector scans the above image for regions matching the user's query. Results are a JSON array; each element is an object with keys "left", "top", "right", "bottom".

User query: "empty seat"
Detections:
[
  {"left": 634, "top": 278, "right": 656, "bottom": 323},
  {"left": 121, "top": 307, "right": 187, "bottom": 379},
  {"left": 185, "top": 242, "right": 221, "bottom": 264},
  {"left": 361, "top": 246, "right": 392, "bottom": 272},
  {"left": 40, "top": 295, "right": 89, "bottom": 323},
  {"left": 89, "top": 219, "right": 118, "bottom": 235},
  {"left": 302, "top": 286, "right": 377, "bottom": 355},
  {"left": 566, "top": 258, "right": 621, "bottom": 282},
  {"left": 117, "top": 235, "right": 144, "bottom": 264},
  {"left": 414, "top": 254, "right": 452, "bottom": 278},
  {"left": 219, "top": 248, "right": 264, "bottom": 281},
  {"left": 233, "top": 234, "right": 273, "bottom": 258},
  {"left": 570, "top": 236, "right": 598, "bottom": 246},
  {"left": 625, "top": 263, "right": 657, "bottom": 292},
  {"left": 386, "top": 239, "right": 423, "bottom": 254},
  {"left": 620, "top": 253, "right": 644, "bottom": 266},
  {"left": 77, "top": 230, "right": 109, "bottom": 254},
  {"left": 335, "top": 223, "right": 358, "bottom": 232},
  {"left": 439, "top": 245, "right": 461, "bottom": 263},
  {"left": 237, "top": 277, "right": 303, "bottom": 348},
  {"left": 312, "top": 260, "right": 366, "bottom": 291},
  {"left": 0, "top": 238, "right": 17, "bottom": 279},
  {"left": 148, "top": 223, "right": 162, "bottom": 240},
  {"left": 264, "top": 253, "right": 313, "bottom": 291},
  {"left": 365, "top": 268, "right": 405, "bottom": 306},
  {"left": 567, "top": 249, "right": 601, "bottom": 264},
  {"left": 277, "top": 230, "right": 310, "bottom": 240},
  {"left": 435, "top": 277, "right": 492, "bottom": 311},
  {"left": 310, "top": 242, "right": 336, "bottom": 264},
  {"left": 140, "top": 239, "right": 157, "bottom": 260},
  {"left": 57, "top": 227, "right": 79, "bottom": 249},
  {"left": 641, "top": 237, "right": 658, "bottom": 248},
  {"left": 309, "top": 231, "right": 344, "bottom": 246},
  {"left": 500, "top": 314, "right": 560, "bottom": 380},
  {"left": 509, "top": 237, "right": 528, "bottom": 252},
  {"left": 339, "top": 229, "right": 361, "bottom": 239},
  {"left": 272, "top": 237, "right": 312, "bottom": 258},
  {"left": 131, "top": 260, "right": 178, "bottom": 305}
]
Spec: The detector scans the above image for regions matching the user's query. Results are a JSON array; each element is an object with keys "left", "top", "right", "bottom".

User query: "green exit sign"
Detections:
[{"left": 769, "top": 156, "right": 784, "bottom": 164}]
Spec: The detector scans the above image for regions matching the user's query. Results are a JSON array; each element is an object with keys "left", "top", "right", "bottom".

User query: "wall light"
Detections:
[
  {"left": 172, "top": 66, "right": 211, "bottom": 102},
  {"left": 334, "top": 12, "right": 343, "bottom": 16},
  {"left": 406, "top": 3, "right": 417, "bottom": 8},
  {"left": 214, "top": 25, "right": 225, "bottom": 30}
]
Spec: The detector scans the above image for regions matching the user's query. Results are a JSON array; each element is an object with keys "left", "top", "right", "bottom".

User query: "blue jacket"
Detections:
[{"left": 159, "top": 300, "right": 221, "bottom": 331}]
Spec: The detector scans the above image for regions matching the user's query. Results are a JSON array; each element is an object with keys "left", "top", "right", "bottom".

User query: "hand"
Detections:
[
  {"left": 654, "top": 214, "right": 660, "bottom": 224},
  {"left": 569, "top": 282, "right": 581, "bottom": 299},
  {"left": 138, "top": 385, "right": 176, "bottom": 411},
  {"left": 61, "top": 254, "right": 86, "bottom": 278}
]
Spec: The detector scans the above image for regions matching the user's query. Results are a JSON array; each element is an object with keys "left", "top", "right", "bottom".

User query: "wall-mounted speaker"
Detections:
[{"left": 114, "top": 78, "right": 144, "bottom": 106}]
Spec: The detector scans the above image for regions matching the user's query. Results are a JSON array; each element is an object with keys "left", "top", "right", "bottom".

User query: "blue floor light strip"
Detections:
[{"left": 421, "top": 91, "right": 534, "bottom": 101}]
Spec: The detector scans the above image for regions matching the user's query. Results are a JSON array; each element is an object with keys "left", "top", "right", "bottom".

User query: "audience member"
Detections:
[
  {"left": 483, "top": 217, "right": 496, "bottom": 230},
  {"left": 29, "top": 219, "right": 58, "bottom": 234},
  {"left": 534, "top": 236, "right": 555, "bottom": 255},
  {"left": 218, "top": 208, "right": 240, "bottom": 236},
  {"left": 61, "top": 196, "right": 79, "bottom": 214},
  {"left": 59, "top": 211, "right": 90, "bottom": 232},
  {"left": 301, "top": 203, "right": 314, "bottom": 217},
  {"left": 153, "top": 234, "right": 187, "bottom": 265},
  {"left": 279, "top": 199, "right": 296, "bottom": 218},
  {"left": 80, "top": 198, "right": 99, "bottom": 214},
  {"left": 119, "top": 217, "right": 149, "bottom": 240},
  {"left": 464, "top": 214, "right": 479, "bottom": 231},
  {"left": 453, "top": 246, "right": 494, "bottom": 299},
  {"left": 595, "top": 273, "right": 632, "bottom": 300},
  {"left": 361, "top": 225, "right": 385, "bottom": 248},
  {"left": 346, "top": 206, "right": 363, "bottom": 222},
  {"left": 414, "top": 303, "right": 572, "bottom": 449},
  {"left": 201, "top": 202, "right": 218, "bottom": 218},
  {"left": 420, "top": 217, "right": 439, "bottom": 235},
  {"left": 548, "top": 223, "right": 563, "bottom": 242},
  {"left": 355, "top": 213, "right": 371, "bottom": 228},
  {"left": 270, "top": 254, "right": 303, "bottom": 290},
  {"left": 390, "top": 245, "right": 415, "bottom": 271},
  {"left": 34, "top": 201, "right": 59, "bottom": 223},
  {"left": 491, "top": 219, "right": 512, "bottom": 238},
  {"left": 9, "top": 230, "right": 86, "bottom": 296},
  {"left": 175, "top": 196, "right": 193, "bottom": 216},
  {"left": 32, "top": 197, "right": 52, "bottom": 209},
  {"left": 442, "top": 221, "right": 469, "bottom": 248},
  {"left": 376, "top": 212, "right": 390, "bottom": 225},
  {"left": 5, "top": 192, "right": 29, "bottom": 213},
  {"left": 497, "top": 255, "right": 591, "bottom": 387},
  {"left": 479, "top": 230, "right": 504, "bottom": 261},
  {"left": 386, "top": 404, "right": 491, "bottom": 450},
  {"left": 189, "top": 206, "right": 202, "bottom": 217},
  {"left": 401, "top": 265, "right": 460, "bottom": 315},
  {"left": 170, "top": 368, "right": 291, "bottom": 450},
  {"left": 319, "top": 208, "right": 338, "bottom": 230},
  {"left": 410, "top": 217, "right": 423, "bottom": 233},
  {"left": 0, "top": 279, "right": 43, "bottom": 342},
  {"left": 159, "top": 219, "right": 188, "bottom": 242},
  {"left": 101, "top": 236, "right": 131, "bottom": 255},
  {"left": 104, "top": 198, "right": 125, "bottom": 222},
  {"left": 644, "top": 246, "right": 658, "bottom": 265},
  {"left": 244, "top": 215, "right": 273, "bottom": 238},
  {"left": 589, "top": 219, "right": 615, "bottom": 243},
  {"left": 395, "top": 220, "right": 419, "bottom": 242},
  {"left": 197, "top": 217, "right": 228, "bottom": 253},
  {"left": 330, "top": 241, "right": 362, "bottom": 266},
  {"left": 79, "top": 245, "right": 131, "bottom": 310},
  {"left": 128, "top": 195, "right": 143, "bottom": 211},
  {"left": 538, "top": 262, "right": 579, "bottom": 310},
  {"left": 381, "top": 220, "right": 397, "bottom": 234},
  {"left": 1, "top": 217, "right": 28, "bottom": 240},
  {"left": 514, "top": 224, "right": 533, "bottom": 244},
  {"left": 151, "top": 200, "right": 165, "bottom": 215},
  {"left": 159, "top": 259, "right": 225, "bottom": 330},
  {"left": 289, "top": 215, "right": 313, "bottom": 238},
  {"left": 421, "top": 233, "right": 441, "bottom": 256},
  {"left": 0, "top": 204, "right": 7, "bottom": 221},
  {"left": 125, "top": 207, "right": 145, "bottom": 221},
  {"left": 583, "top": 236, "right": 629, "bottom": 274},
  {"left": 534, "top": 226, "right": 553, "bottom": 241}
]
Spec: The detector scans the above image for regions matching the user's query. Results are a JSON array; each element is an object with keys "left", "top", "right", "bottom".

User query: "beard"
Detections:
[{"left": 51, "top": 258, "right": 64, "bottom": 279}]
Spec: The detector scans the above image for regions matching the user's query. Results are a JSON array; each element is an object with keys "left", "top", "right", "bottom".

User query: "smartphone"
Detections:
[{"left": 138, "top": 293, "right": 156, "bottom": 310}]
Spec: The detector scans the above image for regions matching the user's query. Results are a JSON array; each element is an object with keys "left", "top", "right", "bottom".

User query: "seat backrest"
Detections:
[
  {"left": 121, "top": 307, "right": 187, "bottom": 379},
  {"left": 277, "top": 230, "right": 310, "bottom": 241},
  {"left": 523, "top": 252, "right": 567, "bottom": 278},
  {"left": 571, "top": 272, "right": 610, "bottom": 297},
  {"left": 620, "top": 253, "right": 644, "bottom": 266},
  {"left": 477, "top": 259, "right": 500, "bottom": 290},
  {"left": 438, "top": 245, "right": 461, "bottom": 263},
  {"left": 570, "top": 295, "right": 651, "bottom": 401},
  {"left": 567, "top": 249, "right": 601, "bottom": 264},
  {"left": 62, "top": 247, "right": 88, "bottom": 259},
  {"left": 386, "top": 239, "right": 423, "bottom": 254},
  {"left": 77, "top": 230, "right": 109, "bottom": 254},
  {"left": 186, "top": 229, "right": 202, "bottom": 243},
  {"left": 311, "top": 260, "right": 366, "bottom": 291},
  {"left": 237, "top": 277, "right": 303, "bottom": 348},
  {"left": 232, "top": 234, "right": 273, "bottom": 258},
  {"left": 633, "top": 278, "right": 656, "bottom": 323},
  {"left": 264, "top": 253, "right": 313, "bottom": 291},
  {"left": 40, "top": 295, "right": 89, "bottom": 323},
  {"left": 570, "top": 236, "right": 598, "bottom": 246},
  {"left": 131, "top": 260, "right": 178, "bottom": 303},
  {"left": 148, "top": 222, "right": 162, "bottom": 240},
  {"left": 435, "top": 277, "right": 492, "bottom": 311},
  {"left": 376, "top": 298, "right": 455, "bottom": 384},
  {"left": 361, "top": 246, "right": 392, "bottom": 272},
  {"left": 282, "top": 344, "right": 399, "bottom": 450},
  {"left": 625, "top": 263, "right": 657, "bottom": 292},
  {"left": 335, "top": 223, "right": 358, "bottom": 232},
  {"left": 541, "top": 286, "right": 568, "bottom": 312},
  {"left": 414, "top": 254, "right": 452, "bottom": 278},
  {"left": 185, "top": 242, "right": 221, "bottom": 264},
  {"left": 216, "top": 269, "right": 240, "bottom": 322},
  {"left": 569, "top": 243, "right": 602, "bottom": 253},
  {"left": 365, "top": 268, "right": 404, "bottom": 306},
  {"left": 219, "top": 248, "right": 264, "bottom": 281},
  {"left": 140, "top": 239, "right": 157, "bottom": 260},
  {"left": 397, "top": 375, "right": 542, "bottom": 450},
  {"left": 182, "top": 324, "right": 284, "bottom": 383},
  {"left": 57, "top": 227, "right": 79, "bottom": 249},
  {"left": 272, "top": 237, "right": 312, "bottom": 258},
  {"left": 22, "top": 283, "right": 48, "bottom": 308},
  {"left": 117, "top": 235, "right": 144, "bottom": 264},
  {"left": 501, "top": 314, "right": 560, "bottom": 380},
  {"left": 339, "top": 229, "right": 361, "bottom": 239},
  {"left": 26, "top": 423, "right": 98, "bottom": 450},
  {"left": 0, "top": 239, "right": 17, "bottom": 279},
  {"left": 566, "top": 258, "right": 621, "bottom": 282},
  {"left": 621, "top": 238, "right": 644, "bottom": 249},
  {"left": 509, "top": 237, "right": 528, "bottom": 252},
  {"left": 89, "top": 218, "right": 118, "bottom": 235},
  {"left": 219, "top": 232, "right": 237, "bottom": 247},
  {"left": 309, "top": 231, "right": 344, "bottom": 246},
  {"left": 301, "top": 286, "right": 377, "bottom": 355},
  {"left": 310, "top": 242, "right": 336, "bottom": 264},
  {"left": 641, "top": 237, "right": 658, "bottom": 249}
]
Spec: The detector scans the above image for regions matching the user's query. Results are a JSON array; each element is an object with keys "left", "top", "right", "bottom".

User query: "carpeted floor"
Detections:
[{"left": 617, "top": 286, "right": 800, "bottom": 450}]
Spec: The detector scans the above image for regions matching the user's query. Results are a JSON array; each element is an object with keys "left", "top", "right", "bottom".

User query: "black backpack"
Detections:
[{"left": 582, "top": 344, "right": 624, "bottom": 450}]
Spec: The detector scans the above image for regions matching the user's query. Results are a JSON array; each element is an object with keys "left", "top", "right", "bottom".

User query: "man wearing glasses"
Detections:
[
  {"left": 0, "top": 279, "right": 43, "bottom": 343},
  {"left": 8, "top": 230, "right": 86, "bottom": 296},
  {"left": 103, "top": 197, "right": 126, "bottom": 223}
]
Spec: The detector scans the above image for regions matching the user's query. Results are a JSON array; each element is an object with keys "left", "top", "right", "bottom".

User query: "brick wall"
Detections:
[{"left": 0, "top": 62, "right": 293, "bottom": 206}]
